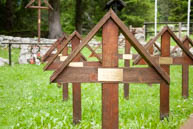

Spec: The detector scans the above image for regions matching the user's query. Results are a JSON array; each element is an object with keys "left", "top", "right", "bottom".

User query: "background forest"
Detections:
[{"left": 0, "top": 0, "right": 192, "bottom": 38}]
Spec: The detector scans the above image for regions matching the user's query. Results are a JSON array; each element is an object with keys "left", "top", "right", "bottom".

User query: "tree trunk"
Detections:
[
  {"left": 75, "top": 0, "right": 83, "bottom": 34},
  {"left": 48, "top": 0, "right": 63, "bottom": 39},
  {"left": 5, "top": 0, "right": 15, "bottom": 30}
]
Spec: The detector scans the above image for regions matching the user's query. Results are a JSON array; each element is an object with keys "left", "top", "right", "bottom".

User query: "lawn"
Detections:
[{"left": 0, "top": 47, "right": 193, "bottom": 129}]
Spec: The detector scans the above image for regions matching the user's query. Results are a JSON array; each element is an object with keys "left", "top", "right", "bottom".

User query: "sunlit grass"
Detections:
[{"left": 0, "top": 48, "right": 193, "bottom": 129}]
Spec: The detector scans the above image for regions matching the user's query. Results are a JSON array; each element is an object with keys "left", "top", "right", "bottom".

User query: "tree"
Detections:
[
  {"left": 75, "top": 0, "right": 83, "bottom": 34},
  {"left": 158, "top": 0, "right": 171, "bottom": 21},
  {"left": 120, "top": 0, "right": 154, "bottom": 27},
  {"left": 48, "top": 0, "right": 63, "bottom": 39},
  {"left": 5, "top": 0, "right": 16, "bottom": 30}
]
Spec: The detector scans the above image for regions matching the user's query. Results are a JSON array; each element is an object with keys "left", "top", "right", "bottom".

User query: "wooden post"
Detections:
[
  {"left": 102, "top": 19, "right": 119, "bottom": 129},
  {"left": 62, "top": 42, "right": 69, "bottom": 101},
  {"left": 71, "top": 35, "right": 81, "bottom": 124},
  {"left": 38, "top": 0, "right": 41, "bottom": 43},
  {"left": 160, "top": 31, "right": 170, "bottom": 120},
  {"left": 124, "top": 39, "right": 131, "bottom": 99},
  {"left": 182, "top": 39, "right": 189, "bottom": 99},
  {"left": 56, "top": 40, "right": 69, "bottom": 101}
]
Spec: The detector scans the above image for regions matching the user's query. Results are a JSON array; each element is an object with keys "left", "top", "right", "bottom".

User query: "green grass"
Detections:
[{"left": 0, "top": 48, "right": 193, "bottom": 129}]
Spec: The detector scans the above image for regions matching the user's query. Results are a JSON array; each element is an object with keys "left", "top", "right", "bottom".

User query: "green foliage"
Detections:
[
  {"left": 168, "top": 0, "right": 189, "bottom": 22},
  {"left": 120, "top": 0, "right": 154, "bottom": 27},
  {"left": 0, "top": 0, "right": 192, "bottom": 36},
  {"left": 0, "top": 48, "right": 193, "bottom": 129}
]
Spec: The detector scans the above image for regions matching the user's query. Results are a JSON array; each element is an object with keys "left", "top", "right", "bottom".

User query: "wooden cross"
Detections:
[
  {"left": 47, "top": 9, "right": 171, "bottom": 129},
  {"left": 25, "top": 0, "right": 53, "bottom": 43},
  {"left": 133, "top": 27, "right": 193, "bottom": 104}
]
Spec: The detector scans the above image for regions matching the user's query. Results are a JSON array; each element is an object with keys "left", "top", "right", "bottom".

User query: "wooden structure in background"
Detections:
[
  {"left": 25, "top": 0, "right": 53, "bottom": 43},
  {"left": 49, "top": 9, "right": 170, "bottom": 129},
  {"left": 133, "top": 27, "right": 193, "bottom": 101},
  {"left": 42, "top": 33, "right": 68, "bottom": 62},
  {"left": 42, "top": 33, "right": 69, "bottom": 100},
  {"left": 44, "top": 31, "right": 102, "bottom": 123}
]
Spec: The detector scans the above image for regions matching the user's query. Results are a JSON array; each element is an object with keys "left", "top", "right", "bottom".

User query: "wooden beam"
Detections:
[
  {"left": 102, "top": 19, "right": 119, "bottom": 129},
  {"left": 45, "top": 61, "right": 101, "bottom": 71},
  {"left": 53, "top": 67, "right": 163, "bottom": 83},
  {"left": 71, "top": 36, "right": 82, "bottom": 124},
  {"left": 160, "top": 31, "right": 170, "bottom": 120},
  {"left": 86, "top": 45, "right": 102, "bottom": 63}
]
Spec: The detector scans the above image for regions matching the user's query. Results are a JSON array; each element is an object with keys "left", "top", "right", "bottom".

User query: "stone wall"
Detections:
[{"left": 1, "top": 32, "right": 192, "bottom": 65}]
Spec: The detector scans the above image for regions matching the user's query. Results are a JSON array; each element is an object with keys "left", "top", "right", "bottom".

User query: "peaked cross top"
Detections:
[
  {"left": 42, "top": 33, "right": 68, "bottom": 62},
  {"left": 25, "top": 0, "right": 53, "bottom": 43},
  {"left": 133, "top": 26, "right": 193, "bottom": 65},
  {"left": 132, "top": 28, "right": 193, "bottom": 101},
  {"left": 25, "top": 0, "right": 53, "bottom": 10},
  {"left": 43, "top": 31, "right": 101, "bottom": 71},
  {"left": 48, "top": 9, "right": 175, "bottom": 128},
  {"left": 183, "top": 36, "right": 193, "bottom": 47},
  {"left": 50, "top": 9, "right": 170, "bottom": 84}
]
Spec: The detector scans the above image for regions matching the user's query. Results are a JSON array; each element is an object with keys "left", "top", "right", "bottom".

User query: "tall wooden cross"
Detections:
[{"left": 25, "top": 0, "right": 53, "bottom": 43}]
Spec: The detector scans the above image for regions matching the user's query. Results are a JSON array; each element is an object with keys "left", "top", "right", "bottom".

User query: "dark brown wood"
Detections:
[
  {"left": 44, "top": 31, "right": 95, "bottom": 70},
  {"left": 182, "top": 38, "right": 190, "bottom": 99},
  {"left": 133, "top": 28, "right": 168, "bottom": 65},
  {"left": 71, "top": 35, "right": 82, "bottom": 124},
  {"left": 124, "top": 39, "right": 130, "bottom": 99},
  {"left": 50, "top": 10, "right": 170, "bottom": 85},
  {"left": 49, "top": 10, "right": 176, "bottom": 127},
  {"left": 134, "top": 26, "right": 193, "bottom": 66},
  {"left": 136, "top": 56, "right": 193, "bottom": 65},
  {"left": 46, "top": 61, "right": 101, "bottom": 71},
  {"left": 86, "top": 45, "right": 102, "bottom": 63},
  {"left": 42, "top": 39, "right": 60, "bottom": 62},
  {"left": 154, "top": 43, "right": 161, "bottom": 52},
  {"left": 167, "top": 27, "right": 193, "bottom": 60},
  {"left": 110, "top": 10, "right": 169, "bottom": 84},
  {"left": 61, "top": 38, "right": 69, "bottom": 101},
  {"left": 42, "top": 33, "right": 67, "bottom": 62},
  {"left": 102, "top": 19, "right": 119, "bottom": 129},
  {"left": 53, "top": 67, "right": 163, "bottom": 83},
  {"left": 160, "top": 31, "right": 170, "bottom": 120},
  {"left": 44, "top": 31, "right": 80, "bottom": 70},
  {"left": 50, "top": 12, "right": 111, "bottom": 82},
  {"left": 173, "top": 57, "right": 193, "bottom": 65},
  {"left": 62, "top": 84, "right": 68, "bottom": 101}
]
